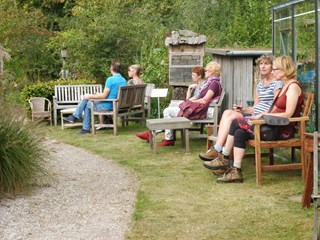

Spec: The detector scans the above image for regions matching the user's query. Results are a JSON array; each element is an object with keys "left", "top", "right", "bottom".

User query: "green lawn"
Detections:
[{"left": 45, "top": 123, "right": 314, "bottom": 240}]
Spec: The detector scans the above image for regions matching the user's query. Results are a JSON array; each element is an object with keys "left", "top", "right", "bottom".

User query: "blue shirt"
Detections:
[{"left": 102, "top": 73, "right": 127, "bottom": 110}]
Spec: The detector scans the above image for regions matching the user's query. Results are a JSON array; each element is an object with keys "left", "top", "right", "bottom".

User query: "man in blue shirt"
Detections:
[{"left": 64, "top": 60, "right": 127, "bottom": 134}]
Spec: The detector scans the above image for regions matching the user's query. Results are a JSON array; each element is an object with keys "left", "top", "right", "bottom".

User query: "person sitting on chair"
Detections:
[
  {"left": 206, "top": 55, "right": 304, "bottom": 183},
  {"left": 127, "top": 64, "right": 144, "bottom": 85},
  {"left": 199, "top": 55, "right": 283, "bottom": 172},
  {"left": 136, "top": 62, "right": 222, "bottom": 146},
  {"left": 63, "top": 60, "right": 127, "bottom": 134},
  {"left": 97, "top": 64, "right": 144, "bottom": 130}
]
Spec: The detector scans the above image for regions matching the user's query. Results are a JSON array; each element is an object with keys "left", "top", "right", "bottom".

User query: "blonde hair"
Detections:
[
  {"left": 205, "top": 61, "right": 221, "bottom": 77},
  {"left": 129, "top": 64, "right": 142, "bottom": 76},
  {"left": 273, "top": 55, "right": 296, "bottom": 79}
]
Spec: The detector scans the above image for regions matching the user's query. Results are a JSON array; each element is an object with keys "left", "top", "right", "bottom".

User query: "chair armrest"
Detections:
[
  {"left": 250, "top": 116, "right": 309, "bottom": 125},
  {"left": 90, "top": 98, "right": 117, "bottom": 103}
]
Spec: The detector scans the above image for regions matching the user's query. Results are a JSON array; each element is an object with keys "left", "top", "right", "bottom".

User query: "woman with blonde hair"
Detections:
[
  {"left": 208, "top": 55, "right": 304, "bottom": 183},
  {"left": 127, "top": 64, "right": 143, "bottom": 85}
]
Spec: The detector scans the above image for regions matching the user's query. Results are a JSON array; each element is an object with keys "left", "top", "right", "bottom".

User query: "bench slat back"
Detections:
[
  {"left": 55, "top": 84, "right": 103, "bottom": 103},
  {"left": 117, "top": 84, "right": 147, "bottom": 109}
]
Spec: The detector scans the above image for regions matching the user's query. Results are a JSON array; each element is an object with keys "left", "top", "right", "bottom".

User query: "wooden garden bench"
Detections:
[
  {"left": 53, "top": 84, "right": 103, "bottom": 126},
  {"left": 90, "top": 84, "right": 147, "bottom": 135}
]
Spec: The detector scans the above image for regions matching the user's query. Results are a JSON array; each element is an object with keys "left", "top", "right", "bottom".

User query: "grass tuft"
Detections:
[{"left": 0, "top": 104, "right": 48, "bottom": 195}]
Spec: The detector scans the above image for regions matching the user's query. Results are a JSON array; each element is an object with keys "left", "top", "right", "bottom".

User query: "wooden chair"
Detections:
[
  {"left": 247, "top": 92, "right": 314, "bottom": 185},
  {"left": 28, "top": 97, "right": 52, "bottom": 125}
]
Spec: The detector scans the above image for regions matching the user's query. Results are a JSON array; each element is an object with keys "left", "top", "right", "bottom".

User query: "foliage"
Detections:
[
  {"left": 20, "top": 78, "right": 97, "bottom": 109},
  {"left": 0, "top": 104, "right": 47, "bottom": 195},
  {"left": 0, "top": 0, "right": 285, "bottom": 85}
]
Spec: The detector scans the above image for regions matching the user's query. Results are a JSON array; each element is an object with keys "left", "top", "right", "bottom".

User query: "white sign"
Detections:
[{"left": 151, "top": 88, "right": 168, "bottom": 98}]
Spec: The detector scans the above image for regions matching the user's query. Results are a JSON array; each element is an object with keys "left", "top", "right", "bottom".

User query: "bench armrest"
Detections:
[{"left": 90, "top": 98, "right": 117, "bottom": 103}]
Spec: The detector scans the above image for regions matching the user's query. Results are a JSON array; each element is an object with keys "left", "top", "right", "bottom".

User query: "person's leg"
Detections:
[
  {"left": 199, "top": 110, "right": 242, "bottom": 160},
  {"left": 64, "top": 100, "right": 88, "bottom": 123},
  {"left": 79, "top": 101, "right": 109, "bottom": 134},
  {"left": 159, "top": 106, "right": 180, "bottom": 146},
  {"left": 217, "top": 128, "right": 250, "bottom": 183},
  {"left": 73, "top": 100, "right": 88, "bottom": 119}
]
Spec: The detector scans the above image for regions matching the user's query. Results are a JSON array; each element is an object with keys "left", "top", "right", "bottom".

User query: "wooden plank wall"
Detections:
[{"left": 211, "top": 55, "right": 254, "bottom": 111}]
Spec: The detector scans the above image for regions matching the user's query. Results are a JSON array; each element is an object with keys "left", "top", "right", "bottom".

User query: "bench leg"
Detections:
[
  {"left": 149, "top": 130, "right": 157, "bottom": 154},
  {"left": 182, "top": 129, "right": 190, "bottom": 153}
]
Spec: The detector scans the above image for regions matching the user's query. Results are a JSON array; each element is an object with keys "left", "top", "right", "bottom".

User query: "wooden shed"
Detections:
[{"left": 205, "top": 48, "right": 272, "bottom": 110}]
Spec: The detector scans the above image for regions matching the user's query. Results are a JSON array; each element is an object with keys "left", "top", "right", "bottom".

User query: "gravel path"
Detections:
[{"left": 0, "top": 138, "right": 139, "bottom": 240}]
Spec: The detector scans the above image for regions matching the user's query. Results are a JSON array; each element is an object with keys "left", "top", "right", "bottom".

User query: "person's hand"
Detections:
[
  {"left": 251, "top": 113, "right": 264, "bottom": 120},
  {"left": 83, "top": 94, "right": 92, "bottom": 100},
  {"left": 232, "top": 104, "right": 242, "bottom": 112}
]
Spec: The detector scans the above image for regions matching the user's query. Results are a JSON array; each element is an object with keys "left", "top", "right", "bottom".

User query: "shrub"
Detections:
[
  {"left": 20, "top": 78, "right": 98, "bottom": 110},
  {"left": 0, "top": 104, "right": 48, "bottom": 195}
]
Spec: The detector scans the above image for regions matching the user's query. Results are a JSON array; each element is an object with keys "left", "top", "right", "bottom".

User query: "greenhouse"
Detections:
[{"left": 272, "top": 0, "right": 320, "bottom": 130}]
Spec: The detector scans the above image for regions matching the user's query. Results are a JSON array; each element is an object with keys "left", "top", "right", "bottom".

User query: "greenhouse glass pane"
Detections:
[{"left": 274, "top": 6, "right": 292, "bottom": 56}]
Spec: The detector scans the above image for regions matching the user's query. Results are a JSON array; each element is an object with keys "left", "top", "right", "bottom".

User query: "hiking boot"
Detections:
[
  {"left": 212, "top": 169, "right": 227, "bottom": 176},
  {"left": 64, "top": 115, "right": 78, "bottom": 123},
  {"left": 199, "top": 148, "right": 220, "bottom": 161},
  {"left": 77, "top": 129, "right": 90, "bottom": 135},
  {"left": 135, "top": 131, "right": 150, "bottom": 141},
  {"left": 203, "top": 154, "right": 229, "bottom": 170},
  {"left": 157, "top": 139, "right": 175, "bottom": 147},
  {"left": 217, "top": 167, "right": 243, "bottom": 183}
]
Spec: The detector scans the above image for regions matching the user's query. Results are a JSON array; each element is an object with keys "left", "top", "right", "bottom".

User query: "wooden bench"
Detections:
[
  {"left": 53, "top": 84, "right": 103, "bottom": 126},
  {"left": 146, "top": 117, "right": 192, "bottom": 153},
  {"left": 90, "top": 84, "right": 147, "bottom": 135}
]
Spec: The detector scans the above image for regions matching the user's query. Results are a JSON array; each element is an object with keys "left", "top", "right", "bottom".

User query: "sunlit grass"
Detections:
[{"left": 45, "top": 123, "right": 314, "bottom": 240}]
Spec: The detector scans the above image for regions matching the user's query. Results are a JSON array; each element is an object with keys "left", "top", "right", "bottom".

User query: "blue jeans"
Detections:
[{"left": 73, "top": 100, "right": 110, "bottom": 130}]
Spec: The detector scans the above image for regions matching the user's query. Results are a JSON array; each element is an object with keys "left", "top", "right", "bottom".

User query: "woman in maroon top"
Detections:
[{"left": 204, "top": 55, "right": 304, "bottom": 183}]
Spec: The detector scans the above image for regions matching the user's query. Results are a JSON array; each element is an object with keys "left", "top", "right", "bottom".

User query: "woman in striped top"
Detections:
[{"left": 199, "top": 54, "right": 283, "bottom": 165}]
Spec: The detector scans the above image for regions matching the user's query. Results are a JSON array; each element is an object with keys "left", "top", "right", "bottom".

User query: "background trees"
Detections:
[{"left": 0, "top": 0, "right": 283, "bottom": 94}]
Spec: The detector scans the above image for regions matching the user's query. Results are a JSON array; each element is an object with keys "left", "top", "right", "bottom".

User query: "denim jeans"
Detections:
[{"left": 73, "top": 100, "right": 110, "bottom": 130}]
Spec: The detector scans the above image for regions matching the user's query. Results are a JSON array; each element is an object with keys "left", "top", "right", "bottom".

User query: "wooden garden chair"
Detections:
[{"left": 247, "top": 92, "right": 314, "bottom": 185}]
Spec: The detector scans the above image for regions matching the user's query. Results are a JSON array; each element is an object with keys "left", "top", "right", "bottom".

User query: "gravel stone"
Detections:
[{"left": 0, "top": 138, "right": 139, "bottom": 240}]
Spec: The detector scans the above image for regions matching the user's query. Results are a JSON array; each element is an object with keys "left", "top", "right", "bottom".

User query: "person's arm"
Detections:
[
  {"left": 83, "top": 87, "right": 110, "bottom": 100},
  {"left": 191, "top": 89, "right": 214, "bottom": 104},
  {"left": 186, "top": 83, "right": 197, "bottom": 99}
]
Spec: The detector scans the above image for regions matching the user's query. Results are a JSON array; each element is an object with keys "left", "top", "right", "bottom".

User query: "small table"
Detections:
[
  {"left": 146, "top": 117, "right": 192, "bottom": 154},
  {"left": 302, "top": 132, "right": 320, "bottom": 208}
]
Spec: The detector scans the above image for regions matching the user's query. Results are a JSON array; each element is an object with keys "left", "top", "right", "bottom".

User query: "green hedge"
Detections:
[{"left": 20, "top": 79, "right": 98, "bottom": 109}]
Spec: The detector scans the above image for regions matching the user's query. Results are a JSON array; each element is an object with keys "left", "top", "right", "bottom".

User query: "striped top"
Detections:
[{"left": 252, "top": 79, "right": 283, "bottom": 115}]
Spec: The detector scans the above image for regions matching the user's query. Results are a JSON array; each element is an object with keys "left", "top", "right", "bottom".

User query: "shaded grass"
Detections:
[{"left": 45, "top": 124, "right": 314, "bottom": 240}]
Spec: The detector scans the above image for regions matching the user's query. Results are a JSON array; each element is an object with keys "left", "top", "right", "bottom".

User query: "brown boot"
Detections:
[
  {"left": 203, "top": 154, "right": 229, "bottom": 170},
  {"left": 212, "top": 169, "right": 227, "bottom": 176},
  {"left": 199, "top": 148, "right": 220, "bottom": 161},
  {"left": 217, "top": 167, "right": 243, "bottom": 183}
]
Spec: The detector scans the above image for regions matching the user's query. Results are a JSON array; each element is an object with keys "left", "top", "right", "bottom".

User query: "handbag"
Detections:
[{"left": 259, "top": 116, "right": 289, "bottom": 141}]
